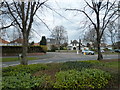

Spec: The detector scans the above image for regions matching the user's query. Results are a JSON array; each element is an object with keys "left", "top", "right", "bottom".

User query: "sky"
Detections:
[
  {"left": 30, "top": 0, "right": 87, "bottom": 43},
  {"left": 1, "top": 0, "right": 119, "bottom": 44}
]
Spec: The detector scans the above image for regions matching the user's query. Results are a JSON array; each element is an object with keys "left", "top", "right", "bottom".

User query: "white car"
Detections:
[
  {"left": 82, "top": 50, "right": 94, "bottom": 55},
  {"left": 101, "top": 50, "right": 105, "bottom": 53}
]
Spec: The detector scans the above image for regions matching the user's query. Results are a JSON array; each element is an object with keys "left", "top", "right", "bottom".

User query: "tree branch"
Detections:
[
  {"left": 5, "top": 1, "right": 22, "bottom": 30},
  {"left": 66, "top": 9, "right": 97, "bottom": 29},
  {"left": 36, "top": 14, "right": 52, "bottom": 33},
  {"left": 0, "top": 21, "right": 14, "bottom": 30}
]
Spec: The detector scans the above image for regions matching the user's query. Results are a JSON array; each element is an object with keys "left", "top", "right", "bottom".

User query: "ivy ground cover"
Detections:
[{"left": 2, "top": 59, "right": 119, "bottom": 90}]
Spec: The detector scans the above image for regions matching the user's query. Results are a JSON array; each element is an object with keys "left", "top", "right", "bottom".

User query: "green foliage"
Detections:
[
  {"left": 50, "top": 45, "right": 58, "bottom": 52},
  {"left": 54, "top": 69, "right": 111, "bottom": 89},
  {"left": 103, "top": 48, "right": 110, "bottom": 51},
  {"left": 28, "top": 46, "right": 46, "bottom": 53},
  {"left": 61, "top": 61, "right": 93, "bottom": 71},
  {"left": 30, "top": 41, "right": 34, "bottom": 46},
  {"left": 2, "top": 72, "right": 49, "bottom": 89},
  {"left": 40, "top": 45, "right": 47, "bottom": 53},
  {"left": 2, "top": 64, "right": 48, "bottom": 76},
  {"left": 2, "top": 60, "right": 118, "bottom": 89},
  {"left": 2, "top": 64, "right": 50, "bottom": 89}
]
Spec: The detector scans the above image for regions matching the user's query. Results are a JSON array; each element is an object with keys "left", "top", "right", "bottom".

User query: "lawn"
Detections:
[
  {"left": 2, "top": 59, "right": 119, "bottom": 89},
  {"left": 2, "top": 57, "right": 39, "bottom": 62}
]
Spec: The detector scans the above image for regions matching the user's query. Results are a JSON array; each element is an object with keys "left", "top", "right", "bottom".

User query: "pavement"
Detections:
[{"left": 1, "top": 52, "right": 120, "bottom": 67}]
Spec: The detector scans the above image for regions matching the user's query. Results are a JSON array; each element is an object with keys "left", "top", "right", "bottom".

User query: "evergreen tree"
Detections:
[{"left": 40, "top": 36, "right": 47, "bottom": 45}]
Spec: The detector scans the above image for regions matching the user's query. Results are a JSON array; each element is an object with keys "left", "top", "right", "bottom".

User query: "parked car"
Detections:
[
  {"left": 114, "top": 49, "right": 120, "bottom": 53},
  {"left": 82, "top": 50, "right": 94, "bottom": 55}
]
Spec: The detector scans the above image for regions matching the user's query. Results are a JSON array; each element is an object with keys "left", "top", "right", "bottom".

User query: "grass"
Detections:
[
  {"left": 105, "top": 61, "right": 119, "bottom": 68},
  {"left": 2, "top": 57, "right": 39, "bottom": 62}
]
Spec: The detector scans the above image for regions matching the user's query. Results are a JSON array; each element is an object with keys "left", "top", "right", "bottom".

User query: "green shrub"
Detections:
[
  {"left": 2, "top": 72, "right": 49, "bottom": 89},
  {"left": 2, "top": 64, "right": 48, "bottom": 76},
  {"left": 54, "top": 69, "right": 111, "bottom": 89},
  {"left": 50, "top": 45, "right": 58, "bottom": 52},
  {"left": 61, "top": 61, "right": 93, "bottom": 71}
]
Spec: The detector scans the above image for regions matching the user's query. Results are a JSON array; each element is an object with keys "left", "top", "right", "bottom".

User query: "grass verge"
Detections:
[{"left": 2, "top": 57, "right": 39, "bottom": 62}]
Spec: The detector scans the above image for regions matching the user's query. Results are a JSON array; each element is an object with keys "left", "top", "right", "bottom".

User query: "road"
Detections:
[{"left": 1, "top": 52, "right": 120, "bottom": 67}]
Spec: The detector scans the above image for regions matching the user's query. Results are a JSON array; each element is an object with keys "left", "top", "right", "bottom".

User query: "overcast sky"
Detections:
[
  {"left": 28, "top": 0, "right": 95, "bottom": 43},
  {"left": 1, "top": 0, "right": 118, "bottom": 44}
]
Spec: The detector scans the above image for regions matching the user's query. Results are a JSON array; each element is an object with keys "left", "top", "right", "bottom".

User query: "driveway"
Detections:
[{"left": 1, "top": 52, "right": 119, "bottom": 67}]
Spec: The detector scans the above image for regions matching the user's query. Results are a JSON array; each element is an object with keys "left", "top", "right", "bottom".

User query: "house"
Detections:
[
  {"left": 0, "top": 38, "right": 9, "bottom": 46},
  {"left": 9, "top": 38, "right": 23, "bottom": 46},
  {"left": 68, "top": 40, "right": 79, "bottom": 50},
  {"left": 47, "top": 38, "right": 58, "bottom": 50},
  {"left": 100, "top": 43, "right": 108, "bottom": 50}
]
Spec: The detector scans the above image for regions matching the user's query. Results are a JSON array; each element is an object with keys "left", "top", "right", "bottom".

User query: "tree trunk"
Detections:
[
  {"left": 21, "top": 32, "right": 28, "bottom": 65},
  {"left": 97, "top": 36, "right": 103, "bottom": 60},
  {"left": 97, "top": 42, "right": 103, "bottom": 60}
]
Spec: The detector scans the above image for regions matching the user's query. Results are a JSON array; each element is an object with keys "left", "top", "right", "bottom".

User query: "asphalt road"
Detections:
[{"left": 1, "top": 52, "right": 120, "bottom": 67}]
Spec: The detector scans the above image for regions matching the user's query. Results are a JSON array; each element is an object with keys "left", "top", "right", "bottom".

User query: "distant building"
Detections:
[
  {"left": 47, "top": 38, "right": 58, "bottom": 50},
  {"left": 100, "top": 43, "right": 108, "bottom": 50},
  {"left": 33, "top": 43, "right": 39, "bottom": 46},
  {"left": 0, "top": 38, "right": 9, "bottom": 46},
  {"left": 9, "top": 38, "right": 23, "bottom": 46},
  {"left": 68, "top": 40, "right": 79, "bottom": 50}
]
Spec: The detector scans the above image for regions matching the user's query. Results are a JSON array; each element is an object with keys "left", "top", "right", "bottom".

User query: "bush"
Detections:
[
  {"left": 61, "top": 61, "right": 93, "bottom": 71},
  {"left": 2, "top": 72, "right": 49, "bottom": 89},
  {"left": 2, "top": 64, "right": 48, "bottom": 76},
  {"left": 50, "top": 45, "right": 58, "bottom": 52},
  {"left": 40, "top": 45, "right": 47, "bottom": 53},
  {"left": 2, "top": 64, "right": 52, "bottom": 89},
  {"left": 54, "top": 69, "right": 111, "bottom": 89}
]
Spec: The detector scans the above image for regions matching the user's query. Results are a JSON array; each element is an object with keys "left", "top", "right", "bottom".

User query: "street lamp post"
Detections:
[{"left": 79, "top": 39, "right": 81, "bottom": 51}]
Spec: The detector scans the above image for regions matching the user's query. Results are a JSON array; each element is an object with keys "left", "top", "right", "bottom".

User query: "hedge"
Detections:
[{"left": 1, "top": 45, "right": 47, "bottom": 54}]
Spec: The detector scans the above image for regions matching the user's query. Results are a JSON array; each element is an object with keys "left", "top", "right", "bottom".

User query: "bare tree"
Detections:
[
  {"left": 83, "top": 27, "right": 96, "bottom": 49},
  {"left": 1, "top": 0, "right": 48, "bottom": 65},
  {"left": 66, "top": 0, "right": 118, "bottom": 60},
  {"left": 106, "top": 21, "right": 118, "bottom": 49},
  {"left": 83, "top": 27, "right": 106, "bottom": 50},
  {"left": 51, "top": 25, "right": 68, "bottom": 49}
]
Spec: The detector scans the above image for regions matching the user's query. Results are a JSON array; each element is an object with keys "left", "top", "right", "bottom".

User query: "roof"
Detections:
[
  {"left": 47, "top": 38, "right": 58, "bottom": 44},
  {"left": 100, "top": 43, "right": 107, "bottom": 47},
  {"left": 71, "top": 40, "right": 79, "bottom": 44},
  {"left": 10, "top": 38, "right": 23, "bottom": 43},
  {"left": 0, "top": 38, "right": 9, "bottom": 44},
  {"left": 33, "top": 43, "right": 39, "bottom": 46}
]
